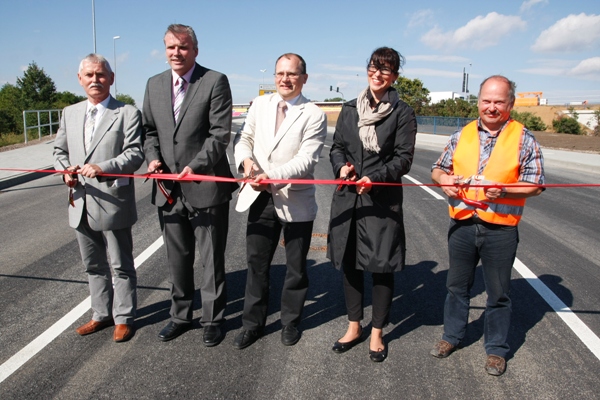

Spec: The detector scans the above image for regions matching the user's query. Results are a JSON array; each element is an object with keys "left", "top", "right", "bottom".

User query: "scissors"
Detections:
[
  {"left": 455, "top": 175, "right": 489, "bottom": 210},
  {"left": 57, "top": 158, "right": 77, "bottom": 207},
  {"left": 236, "top": 167, "right": 256, "bottom": 196},
  {"left": 336, "top": 162, "right": 355, "bottom": 191}
]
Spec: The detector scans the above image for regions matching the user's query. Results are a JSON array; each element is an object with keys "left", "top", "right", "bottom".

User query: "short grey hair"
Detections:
[
  {"left": 479, "top": 75, "right": 516, "bottom": 104},
  {"left": 165, "top": 24, "right": 198, "bottom": 50},
  {"left": 79, "top": 53, "right": 113, "bottom": 74}
]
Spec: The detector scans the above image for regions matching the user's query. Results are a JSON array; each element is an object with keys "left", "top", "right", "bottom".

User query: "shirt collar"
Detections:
[
  {"left": 172, "top": 64, "right": 196, "bottom": 87},
  {"left": 87, "top": 95, "right": 110, "bottom": 114},
  {"left": 277, "top": 93, "right": 301, "bottom": 109},
  {"left": 477, "top": 118, "right": 512, "bottom": 137}
]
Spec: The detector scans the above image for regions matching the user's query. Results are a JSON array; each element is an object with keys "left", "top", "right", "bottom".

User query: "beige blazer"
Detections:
[{"left": 234, "top": 93, "right": 327, "bottom": 222}]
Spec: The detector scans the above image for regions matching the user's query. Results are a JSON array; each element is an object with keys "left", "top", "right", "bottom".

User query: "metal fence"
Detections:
[
  {"left": 23, "top": 109, "right": 62, "bottom": 144},
  {"left": 416, "top": 116, "right": 475, "bottom": 135}
]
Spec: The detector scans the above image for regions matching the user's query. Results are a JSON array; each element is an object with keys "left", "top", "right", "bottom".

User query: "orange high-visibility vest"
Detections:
[{"left": 449, "top": 120, "right": 526, "bottom": 226}]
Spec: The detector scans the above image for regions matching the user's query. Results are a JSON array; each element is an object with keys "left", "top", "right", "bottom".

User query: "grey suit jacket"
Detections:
[
  {"left": 142, "top": 63, "right": 237, "bottom": 209},
  {"left": 54, "top": 97, "right": 144, "bottom": 231},
  {"left": 234, "top": 93, "right": 327, "bottom": 222}
]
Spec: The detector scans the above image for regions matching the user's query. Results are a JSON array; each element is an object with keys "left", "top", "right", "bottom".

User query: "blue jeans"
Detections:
[{"left": 442, "top": 218, "right": 519, "bottom": 358}]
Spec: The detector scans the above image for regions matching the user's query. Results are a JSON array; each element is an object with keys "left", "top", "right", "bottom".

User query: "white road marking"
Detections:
[
  {"left": 0, "top": 237, "right": 164, "bottom": 384},
  {"left": 404, "top": 174, "right": 444, "bottom": 200},
  {"left": 513, "top": 259, "right": 600, "bottom": 360},
  {"left": 409, "top": 173, "right": 600, "bottom": 361}
]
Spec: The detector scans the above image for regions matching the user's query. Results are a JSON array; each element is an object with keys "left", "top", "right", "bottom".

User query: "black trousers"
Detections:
[
  {"left": 158, "top": 186, "right": 229, "bottom": 326},
  {"left": 341, "top": 217, "right": 394, "bottom": 329},
  {"left": 242, "top": 191, "right": 313, "bottom": 330}
]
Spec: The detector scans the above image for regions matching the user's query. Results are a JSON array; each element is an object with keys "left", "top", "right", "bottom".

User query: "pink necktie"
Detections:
[
  {"left": 275, "top": 100, "right": 287, "bottom": 135},
  {"left": 173, "top": 77, "right": 186, "bottom": 123}
]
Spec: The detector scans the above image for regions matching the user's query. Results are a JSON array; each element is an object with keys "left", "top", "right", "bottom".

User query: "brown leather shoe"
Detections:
[
  {"left": 75, "top": 319, "right": 114, "bottom": 336},
  {"left": 485, "top": 355, "right": 506, "bottom": 376},
  {"left": 113, "top": 324, "right": 135, "bottom": 342},
  {"left": 430, "top": 340, "right": 456, "bottom": 358}
]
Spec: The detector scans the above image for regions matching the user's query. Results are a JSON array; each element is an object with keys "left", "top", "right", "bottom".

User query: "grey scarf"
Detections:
[{"left": 356, "top": 88, "right": 400, "bottom": 153}]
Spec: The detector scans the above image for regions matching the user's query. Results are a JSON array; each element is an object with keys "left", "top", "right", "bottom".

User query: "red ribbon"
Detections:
[{"left": 1, "top": 168, "right": 599, "bottom": 188}]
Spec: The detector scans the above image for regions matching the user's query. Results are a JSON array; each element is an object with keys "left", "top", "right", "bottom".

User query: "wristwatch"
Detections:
[{"left": 499, "top": 187, "right": 507, "bottom": 198}]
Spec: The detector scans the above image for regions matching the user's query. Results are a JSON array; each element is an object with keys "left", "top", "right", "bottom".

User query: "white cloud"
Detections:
[
  {"left": 421, "top": 12, "right": 526, "bottom": 51},
  {"left": 568, "top": 57, "right": 600, "bottom": 79},
  {"left": 408, "top": 9, "right": 435, "bottom": 29},
  {"left": 519, "top": 57, "right": 600, "bottom": 81},
  {"left": 532, "top": 13, "right": 600, "bottom": 53},
  {"left": 407, "top": 55, "right": 470, "bottom": 63},
  {"left": 520, "top": 0, "right": 548, "bottom": 13}
]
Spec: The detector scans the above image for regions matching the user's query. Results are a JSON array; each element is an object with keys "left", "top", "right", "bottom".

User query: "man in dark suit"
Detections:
[
  {"left": 54, "top": 53, "right": 144, "bottom": 343},
  {"left": 143, "top": 24, "right": 236, "bottom": 346}
]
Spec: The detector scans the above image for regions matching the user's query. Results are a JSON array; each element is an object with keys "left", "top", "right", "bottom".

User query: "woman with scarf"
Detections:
[{"left": 327, "top": 47, "right": 417, "bottom": 362}]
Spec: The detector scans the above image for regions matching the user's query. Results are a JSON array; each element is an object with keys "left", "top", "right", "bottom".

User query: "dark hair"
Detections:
[
  {"left": 275, "top": 53, "right": 307, "bottom": 74},
  {"left": 367, "top": 47, "right": 404, "bottom": 74},
  {"left": 165, "top": 24, "right": 198, "bottom": 50},
  {"left": 479, "top": 75, "right": 517, "bottom": 104}
]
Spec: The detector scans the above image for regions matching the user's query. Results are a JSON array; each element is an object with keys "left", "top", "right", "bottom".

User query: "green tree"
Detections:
[
  {"left": 116, "top": 93, "right": 136, "bottom": 106},
  {"left": 16, "top": 62, "right": 58, "bottom": 136},
  {"left": 552, "top": 116, "right": 581, "bottom": 135},
  {"left": 0, "top": 83, "right": 24, "bottom": 135},
  {"left": 323, "top": 97, "right": 343, "bottom": 102},
  {"left": 16, "top": 62, "right": 57, "bottom": 110},
  {"left": 424, "top": 98, "right": 477, "bottom": 118},
  {"left": 392, "top": 76, "right": 430, "bottom": 115},
  {"left": 54, "top": 91, "right": 86, "bottom": 109},
  {"left": 511, "top": 110, "right": 547, "bottom": 131}
]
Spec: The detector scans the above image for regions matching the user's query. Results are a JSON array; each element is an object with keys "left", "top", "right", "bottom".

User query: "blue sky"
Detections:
[{"left": 1, "top": 0, "right": 599, "bottom": 107}]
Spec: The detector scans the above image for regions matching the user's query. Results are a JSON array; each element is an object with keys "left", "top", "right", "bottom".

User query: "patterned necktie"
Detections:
[
  {"left": 274, "top": 100, "right": 287, "bottom": 135},
  {"left": 84, "top": 106, "right": 97, "bottom": 153},
  {"left": 173, "top": 77, "right": 186, "bottom": 123}
]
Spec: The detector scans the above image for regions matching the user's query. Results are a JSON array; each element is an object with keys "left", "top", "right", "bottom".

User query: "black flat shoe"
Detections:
[
  {"left": 369, "top": 346, "right": 387, "bottom": 363},
  {"left": 158, "top": 321, "right": 191, "bottom": 342},
  {"left": 332, "top": 326, "right": 363, "bottom": 353},
  {"left": 203, "top": 325, "right": 224, "bottom": 347}
]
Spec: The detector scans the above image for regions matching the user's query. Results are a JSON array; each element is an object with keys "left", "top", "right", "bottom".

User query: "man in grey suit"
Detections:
[
  {"left": 233, "top": 53, "right": 327, "bottom": 349},
  {"left": 54, "top": 53, "right": 144, "bottom": 343},
  {"left": 143, "top": 24, "right": 237, "bottom": 346}
]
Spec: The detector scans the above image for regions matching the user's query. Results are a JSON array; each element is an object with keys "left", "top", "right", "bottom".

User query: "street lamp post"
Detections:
[
  {"left": 113, "top": 36, "right": 120, "bottom": 97},
  {"left": 260, "top": 69, "right": 266, "bottom": 84}
]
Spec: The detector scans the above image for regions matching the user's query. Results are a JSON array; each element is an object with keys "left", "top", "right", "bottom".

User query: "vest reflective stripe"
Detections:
[{"left": 449, "top": 120, "right": 526, "bottom": 226}]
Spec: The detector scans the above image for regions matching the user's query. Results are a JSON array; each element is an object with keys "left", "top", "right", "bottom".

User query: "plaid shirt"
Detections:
[{"left": 432, "top": 119, "right": 545, "bottom": 185}]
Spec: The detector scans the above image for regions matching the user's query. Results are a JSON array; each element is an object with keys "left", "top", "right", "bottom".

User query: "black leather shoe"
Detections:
[
  {"left": 158, "top": 321, "right": 191, "bottom": 342},
  {"left": 281, "top": 325, "right": 301, "bottom": 346},
  {"left": 369, "top": 346, "right": 388, "bottom": 363},
  {"left": 203, "top": 325, "right": 224, "bottom": 347},
  {"left": 233, "top": 329, "right": 263, "bottom": 349},
  {"left": 332, "top": 326, "right": 363, "bottom": 353}
]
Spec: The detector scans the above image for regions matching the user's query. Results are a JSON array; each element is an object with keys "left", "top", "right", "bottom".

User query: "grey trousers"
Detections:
[{"left": 75, "top": 217, "right": 137, "bottom": 325}]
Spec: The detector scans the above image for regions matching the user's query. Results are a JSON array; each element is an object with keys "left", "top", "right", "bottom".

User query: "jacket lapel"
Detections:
[
  {"left": 270, "top": 95, "right": 306, "bottom": 152},
  {"left": 174, "top": 63, "right": 203, "bottom": 132},
  {"left": 85, "top": 97, "right": 119, "bottom": 160}
]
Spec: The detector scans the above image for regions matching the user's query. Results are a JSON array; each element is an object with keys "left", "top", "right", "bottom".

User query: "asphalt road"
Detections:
[{"left": 0, "top": 119, "right": 599, "bottom": 399}]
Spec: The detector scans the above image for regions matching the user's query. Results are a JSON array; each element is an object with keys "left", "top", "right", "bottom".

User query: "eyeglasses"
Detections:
[
  {"left": 275, "top": 71, "right": 303, "bottom": 80},
  {"left": 367, "top": 64, "right": 394, "bottom": 76}
]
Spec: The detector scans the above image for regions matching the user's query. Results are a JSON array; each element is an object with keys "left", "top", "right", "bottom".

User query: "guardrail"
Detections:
[
  {"left": 22, "top": 109, "right": 62, "bottom": 144},
  {"left": 416, "top": 116, "right": 475, "bottom": 135}
]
